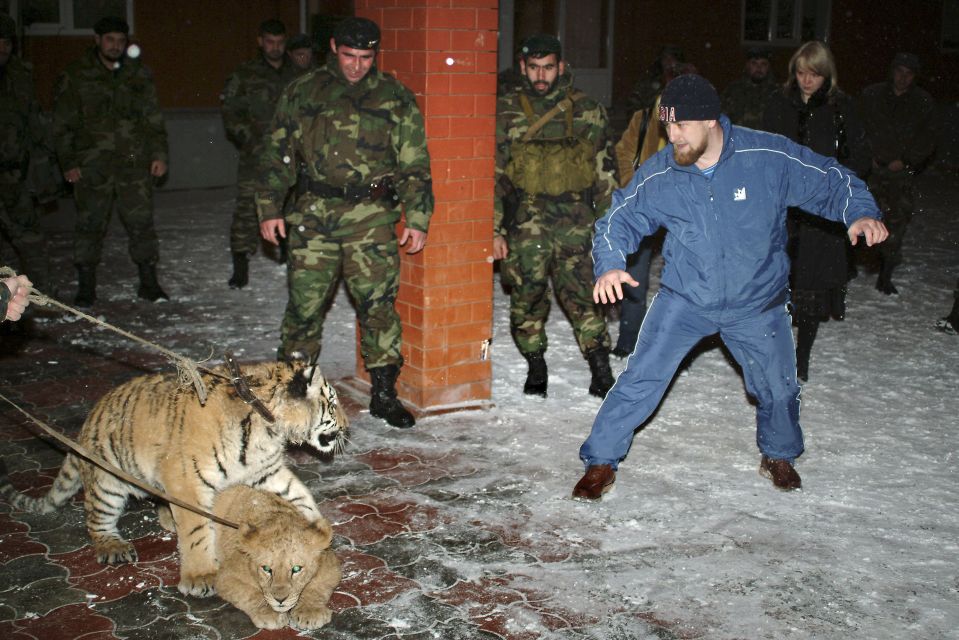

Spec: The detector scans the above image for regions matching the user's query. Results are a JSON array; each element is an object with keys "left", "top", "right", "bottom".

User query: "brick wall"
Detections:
[{"left": 355, "top": 0, "right": 498, "bottom": 411}]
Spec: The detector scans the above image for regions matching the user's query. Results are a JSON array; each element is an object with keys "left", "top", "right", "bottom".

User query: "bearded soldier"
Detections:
[
  {"left": 53, "top": 16, "right": 169, "bottom": 306},
  {"left": 256, "top": 17, "right": 433, "bottom": 429},
  {"left": 222, "top": 19, "right": 299, "bottom": 289},
  {"left": 493, "top": 33, "right": 618, "bottom": 399},
  {"left": 721, "top": 47, "right": 779, "bottom": 130}
]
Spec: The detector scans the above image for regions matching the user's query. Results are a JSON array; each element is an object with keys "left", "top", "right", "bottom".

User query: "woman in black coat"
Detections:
[{"left": 763, "top": 41, "right": 871, "bottom": 382}]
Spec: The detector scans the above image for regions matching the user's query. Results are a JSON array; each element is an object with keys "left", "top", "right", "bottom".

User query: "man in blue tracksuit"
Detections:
[{"left": 572, "top": 75, "right": 888, "bottom": 499}]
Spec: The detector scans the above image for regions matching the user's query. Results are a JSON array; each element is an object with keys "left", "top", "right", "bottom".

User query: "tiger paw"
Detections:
[
  {"left": 156, "top": 505, "right": 176, "bottom": 532},
  {"left": 290, "top": 604, "right": 333, "bottom": 630},
  {"left": 95, "top": 540, "right": 137, "bottom": 565},
  {"left": 177, "top": 572, "right": 217, "bottom": 598}
]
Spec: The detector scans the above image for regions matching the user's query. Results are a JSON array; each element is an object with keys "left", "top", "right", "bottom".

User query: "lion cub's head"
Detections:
[
  {"left": 215, "top": 486, "right": 342, "bottom": 629},
  {"left": 238, "top": 516, "right": 337, "bottom": 613}
]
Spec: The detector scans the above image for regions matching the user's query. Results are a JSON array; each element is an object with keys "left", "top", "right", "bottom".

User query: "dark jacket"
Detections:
[
  {"left": 763, "top": 87, "right": 871, "bottom": 317},
  {"left": 860, "top": 80, "right": 936, "bottom": 173},
  {"left": 593, "top": 115, "right": 880, "bottom": 314}
]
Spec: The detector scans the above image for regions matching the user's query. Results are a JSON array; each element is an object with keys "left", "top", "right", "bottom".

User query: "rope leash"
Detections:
[
  {"left": 0, "top": 391, "right": 239, "bottom": 529},
  {"left": 1, "top": 265, "right": 209, "bottom": 404}
]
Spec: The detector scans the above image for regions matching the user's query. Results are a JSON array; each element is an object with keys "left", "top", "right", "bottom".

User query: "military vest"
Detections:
[{"left": 505, "top": 90, "right": 595, "bottom": 196}]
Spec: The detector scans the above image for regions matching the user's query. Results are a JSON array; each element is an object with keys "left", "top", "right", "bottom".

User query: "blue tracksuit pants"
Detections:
[{"left": 579, "top": 288, "right": 804, "bottom": 469}]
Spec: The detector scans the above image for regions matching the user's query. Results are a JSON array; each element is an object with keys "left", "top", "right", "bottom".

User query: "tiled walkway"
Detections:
[{"left": 0, "top": 192, "right": 682, "bottom": 639}]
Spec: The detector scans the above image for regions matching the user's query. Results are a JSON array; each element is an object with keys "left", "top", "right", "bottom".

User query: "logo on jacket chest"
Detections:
[{"left": 733, "top": 186, "right": 747, "bottom": 201}]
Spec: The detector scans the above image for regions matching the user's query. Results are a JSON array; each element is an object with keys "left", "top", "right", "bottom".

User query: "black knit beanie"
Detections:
[{"left": 659, "top": 74, "right": 721, "bottom": 123}]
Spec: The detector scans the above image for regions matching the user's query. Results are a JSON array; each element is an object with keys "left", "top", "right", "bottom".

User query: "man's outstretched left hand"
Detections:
[{"left": 848, "top": 217, "right": 889, "bottom": 246}]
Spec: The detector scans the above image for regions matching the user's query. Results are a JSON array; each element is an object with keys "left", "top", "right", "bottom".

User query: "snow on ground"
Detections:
[{"left": 24, "top": 170, "right": 959, "bottom": 638}]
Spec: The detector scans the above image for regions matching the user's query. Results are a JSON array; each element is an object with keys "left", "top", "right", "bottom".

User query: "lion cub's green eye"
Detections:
[
  {"left": 291, "top": 565, "right": 302, "bottom": 574},
  {"left": 261, "top": 565, "right": 272, "bottom": 575}
]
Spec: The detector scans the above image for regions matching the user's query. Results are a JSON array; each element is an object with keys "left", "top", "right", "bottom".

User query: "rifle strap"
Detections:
[{"left": 519, "top": 90, "right": 587, "bottom": 142}]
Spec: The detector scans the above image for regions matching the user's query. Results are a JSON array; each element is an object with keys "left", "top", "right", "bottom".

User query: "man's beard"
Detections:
[
  {"left": 531, "top": 77, "right": 557, "bottom": 95},
  {"left": 673, "top": 137, "right": 708, "bottom": 166},
  {"left": 99, "top": 47, "right": 123, "bottom": 63}
]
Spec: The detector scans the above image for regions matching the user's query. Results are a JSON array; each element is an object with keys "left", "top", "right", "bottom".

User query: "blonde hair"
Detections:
[{"left": 785, "top": 41, "right": 838, "bottom": 95}]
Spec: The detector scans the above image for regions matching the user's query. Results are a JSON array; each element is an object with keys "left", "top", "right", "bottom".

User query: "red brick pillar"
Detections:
[{"left": 354, "top": 1, "right": 498, "bottom": 412}]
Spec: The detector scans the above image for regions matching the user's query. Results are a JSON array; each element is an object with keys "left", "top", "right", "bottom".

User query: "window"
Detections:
[
  {"left": 742, "top": 0, "right": 830, "bottom": 45},
  {"left": 11, "top": 0, "right": 133, "bottom": 35}
]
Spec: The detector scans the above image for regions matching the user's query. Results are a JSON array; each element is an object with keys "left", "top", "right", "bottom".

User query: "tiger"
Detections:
[{"left": 0, "top": 359, "right": 348, "bottom": 598}]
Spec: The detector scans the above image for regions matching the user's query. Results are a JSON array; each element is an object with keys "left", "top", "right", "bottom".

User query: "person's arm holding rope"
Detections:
[{"left": 2, "top": 275, "right": 32, "bottom": 322}]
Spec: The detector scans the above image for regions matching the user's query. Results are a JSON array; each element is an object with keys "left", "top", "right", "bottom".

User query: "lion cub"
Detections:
[{"left": 213, "top": 485, "right": 341, "bottom": 630}]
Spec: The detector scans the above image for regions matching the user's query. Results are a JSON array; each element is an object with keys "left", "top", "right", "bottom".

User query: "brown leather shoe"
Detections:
[
  {"left": 572, "top": 464, "right": 616, "bottom": 500},
  {"left": 759, "top": 456, "right": 802, "bottom": 491}
]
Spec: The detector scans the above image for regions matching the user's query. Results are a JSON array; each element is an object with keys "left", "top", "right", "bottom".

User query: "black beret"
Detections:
[
  {"left": 93, "top": 16, "right": 129, "bottom": 36},
  {"left": 746, "top": 46, "right": 771, "bottom": 60},
  {"left": 0, "top": 14, "right": 16, "bottom": 39},
  {"left": 891, "top": 52, "right": 920, "bottom": 72},
  {"left": 521, "top": 33, "right": 562, "bottom": 60},
  {"left": 287, "top": 33, "right": 312, "bottom": 51},
  {"left": 332, "top": 17, "right": 380, "bottom": 50}
]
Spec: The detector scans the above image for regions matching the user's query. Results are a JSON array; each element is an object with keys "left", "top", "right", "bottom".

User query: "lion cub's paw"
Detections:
[
  {"left": 178, "top": 572, "right": 217, "bottom": 598},
  {"left": 290, "top": 603, "right": 333, "bottom": 630},
  {"left": 249, "top": 609, "right": 289, "bottom": 630},
  {"left": 95, "top": 540, "right": 137, "bottom": 565}
]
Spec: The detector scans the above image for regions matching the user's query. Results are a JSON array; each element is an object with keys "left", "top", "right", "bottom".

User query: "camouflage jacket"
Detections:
[
  {"left": 494, "top": 73, "right": 618, "bottom": 236},
  {"left": 53, "top": 48, "right": 167, "bottom": 172},
  {"left": 256, "top": 61, "right": 434, "bottom": 236},
  {"left": 0, "top": 57, "right": 46, "bottom": 183},
  {"left": 721, "top": 74, "right": 780, "bottom": 130},
  {"left": 222, "top": 54, "right": 299, "bottom": 155}
]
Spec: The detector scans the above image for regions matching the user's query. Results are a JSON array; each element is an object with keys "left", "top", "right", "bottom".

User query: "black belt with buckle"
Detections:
[{"left": 299, "top": 177, "right": 397, "bottom": 203}]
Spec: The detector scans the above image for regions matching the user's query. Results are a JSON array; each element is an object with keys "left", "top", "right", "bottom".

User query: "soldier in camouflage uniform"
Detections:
[
  {"left": 256, "top": 17, "right": 433, "bottom": 429},
  {"left": 222, "top": 19, "right": 299, "bottom": 289},
  {"left": 287, "top": 33, "right": 316, "bottom": 72},
  {"left": 721, "top": 47, "right": 779, "bottom": 130},
  {"left": 0, "top": 14, "right": 49, "bottom": 292},
  {"left": 859, "top": 52, "right": 937, "bottom": 295},
  {"left": 53, "top": 16, "right": 169, "bottom": 307},
  {"left": 493, "top": 34, "right": 617, "bottom": 399}
]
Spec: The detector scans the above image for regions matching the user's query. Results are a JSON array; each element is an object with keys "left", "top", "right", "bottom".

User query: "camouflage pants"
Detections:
[
  {"left": 868, "top": 174, "right": 914, "bottom": 268},
  {"left": 279, "top": 223, "right": 403, "bottom": 369},
  {"left": 72, "top": 166, "right": 158, "bottom": 267},
  {"left": 0, "top": 179, "right": 48, "bottom": 288},
  {"left": 230, "top": 156, "right": 261, "bottom": 255},
  {"left": 502, "top": 197, "right": 610, "bottom": 356}
]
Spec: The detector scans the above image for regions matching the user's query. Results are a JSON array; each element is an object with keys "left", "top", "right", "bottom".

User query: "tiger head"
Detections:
[{"left": 256, "top": 361, "right": 349, "bottom": 455}]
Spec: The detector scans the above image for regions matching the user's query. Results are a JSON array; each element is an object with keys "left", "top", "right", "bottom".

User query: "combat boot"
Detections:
[
  {"left": 875, "top": 258, "right": 898, "bottom": 295},
  {"left": 522, "top": 350, "right": 547, "bottom": 397},
  {"left": 369, "top": 365, "right": 415, "bottom": 428},
  {"left": 586, "top": 346, "right": 614, "bottom": 398},
  {"left": 74, "top": 265, "right": 96, "bottom": 308},
  {"left": 228, "top": 252, "right": 249, "bottom": 289},
  {"left": 137, "top": 263, "right": 169, "bottom": 301}
]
